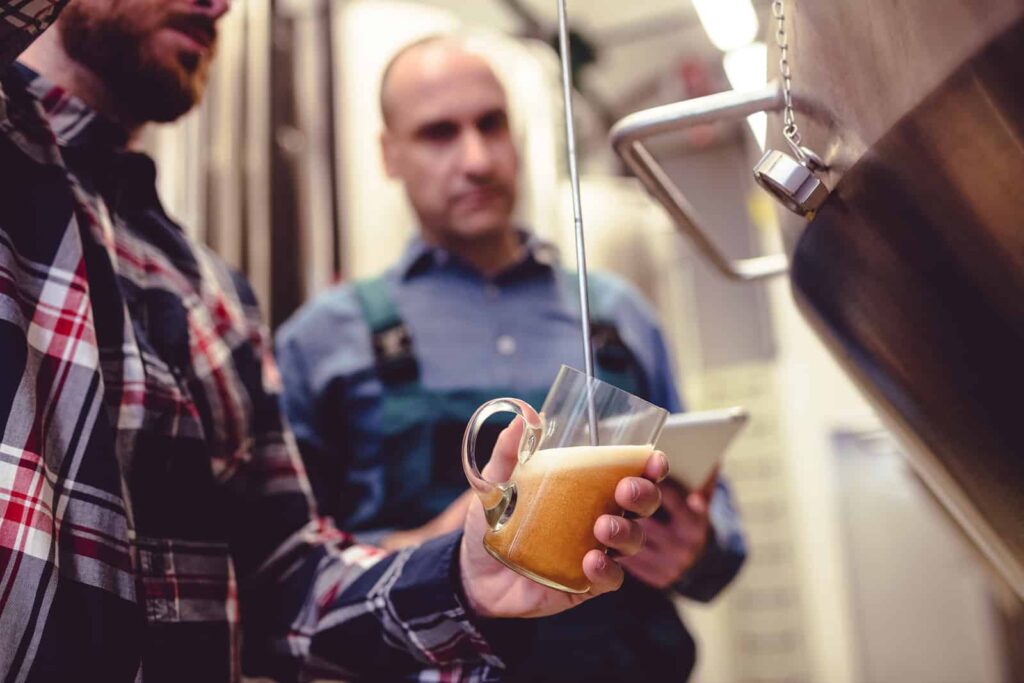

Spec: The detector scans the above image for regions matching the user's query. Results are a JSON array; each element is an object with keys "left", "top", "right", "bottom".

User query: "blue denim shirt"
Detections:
[{"left": 276, "top": 234, "right": 746, "bottom": 602}]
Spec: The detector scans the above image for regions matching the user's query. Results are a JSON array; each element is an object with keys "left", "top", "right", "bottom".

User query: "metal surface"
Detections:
[
  {"left": 244, "top": 0, "right": 274, "bottom": 319},
  {"left": 610, "top": 84, "right": 788, "bottom": 281},
  {"left": 753, "top": 149, "right": 829, "bottom": 217},
  {"left": 790, "top": 16, "right": 1024, "bottom": 600}
]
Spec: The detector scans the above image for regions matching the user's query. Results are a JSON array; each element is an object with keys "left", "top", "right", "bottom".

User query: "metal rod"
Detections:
[
  {"left": 556, "top": 0, "right": 598, "bottom": 444},
  {"left": 609, "top": 84, "right": 789, "bottom": 281}
]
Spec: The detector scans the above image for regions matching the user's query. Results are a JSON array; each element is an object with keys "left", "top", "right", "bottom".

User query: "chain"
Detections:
[{"left": 772, "top": 0, "right": 805, "bottom": 160}]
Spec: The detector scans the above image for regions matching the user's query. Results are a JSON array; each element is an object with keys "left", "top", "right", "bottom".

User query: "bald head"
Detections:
[
  {"left": 378, "top": 35, "right": 519, "bottom": 255},
  {"left": 380, "top": 36, "right": 507, "bottom": 129}
]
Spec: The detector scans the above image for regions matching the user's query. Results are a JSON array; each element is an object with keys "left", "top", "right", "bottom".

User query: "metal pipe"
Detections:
[
  {"left": 557, "top": 0, "right": 598, "bottom": 443},
  {"left": 610, "top": 84, "right": 788, "bottom": 281}
]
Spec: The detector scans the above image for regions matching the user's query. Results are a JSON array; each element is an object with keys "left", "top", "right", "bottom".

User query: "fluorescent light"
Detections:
[
  {"left": 693, "top": 0, "right": 759, "bottom": 52},
  {"left": 723, "top": 41, "right": 767, "bottom": 91},
  {"left": 723, "top": 42, "right": 768, "bottom": 150}
]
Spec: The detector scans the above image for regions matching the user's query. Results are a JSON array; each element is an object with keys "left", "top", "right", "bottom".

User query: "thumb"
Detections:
[
  {"left": 698, "top": 465, "right": 721, "bottom": 501},
  {"left": 481, "top": 415, "right": 527, "bottom": 482},
  {"left": 687, "top": 491, "right": 708, "bottom": 516},
  {"left": 687, "top": 467, "right": 720, "bottom": 515}
]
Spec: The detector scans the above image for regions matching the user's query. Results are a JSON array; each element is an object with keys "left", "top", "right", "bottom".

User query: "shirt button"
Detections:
[{"left": 496, "top": 335, "right": 517, "bottom": 356}]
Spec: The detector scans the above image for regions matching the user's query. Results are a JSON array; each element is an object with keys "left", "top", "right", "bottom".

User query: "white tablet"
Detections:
[{"left": 656, "top": 407, "right": 749, "bottom": 490}]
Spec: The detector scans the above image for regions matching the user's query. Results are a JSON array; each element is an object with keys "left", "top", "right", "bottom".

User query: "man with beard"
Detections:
[
  {"left": 0, "top": 2, "right": 668, "bottom": 681},
  {"left": 277, "top": 36, "right": 747, "bottom": 683}
]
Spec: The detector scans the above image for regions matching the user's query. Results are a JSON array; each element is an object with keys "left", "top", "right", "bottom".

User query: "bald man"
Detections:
[{"left": 278, "top": 36, "right": 746, "bottom": 682}]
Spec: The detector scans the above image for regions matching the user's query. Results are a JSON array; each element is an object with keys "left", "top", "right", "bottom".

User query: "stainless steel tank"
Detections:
[{"left": 612, "top": 0, "right": 1024, "bottom": 600}]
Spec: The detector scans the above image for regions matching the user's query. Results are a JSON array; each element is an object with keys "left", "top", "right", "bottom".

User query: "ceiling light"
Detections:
[
  {"left": 723, "top": 42, "right": 768, "bottom": 150},
  {"left": 693, "top": 0, "right": 759, "bottom": 52}
]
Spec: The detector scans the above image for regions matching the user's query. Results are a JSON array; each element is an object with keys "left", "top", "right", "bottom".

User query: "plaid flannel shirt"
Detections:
[{"left": 0, "top": 3, "right": 511, "bottom": 680}]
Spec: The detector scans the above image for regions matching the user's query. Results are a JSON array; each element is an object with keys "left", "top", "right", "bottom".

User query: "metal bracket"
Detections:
[
  {"left": 610, "top": 83, "right": 787, "bottom": 281},
  {"left": 753, "top": 148, "right": 830, "bottom": 218}
]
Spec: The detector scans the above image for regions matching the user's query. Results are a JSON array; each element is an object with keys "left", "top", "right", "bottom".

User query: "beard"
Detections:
[{"left": 59, "top": 2, "right": 216, "bottom": 124}]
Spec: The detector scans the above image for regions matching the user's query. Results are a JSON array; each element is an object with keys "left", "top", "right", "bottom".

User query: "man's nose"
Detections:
[
  {"left": 194, "top": 0, "right": 231, "bottom": 21},
  {"left": 460, "top": 130, "right": 495, "bottom": 177}
]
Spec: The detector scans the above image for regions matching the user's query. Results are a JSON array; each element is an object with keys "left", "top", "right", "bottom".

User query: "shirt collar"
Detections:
[
  {"left": 0, "top": 0, "right": 69, "bottom": 66},
  {"left": 399, "top": 229, "right": 561, "bottom": 282},
  {"left": 12, "top": 62, "right": 130, "bottom": 149}
]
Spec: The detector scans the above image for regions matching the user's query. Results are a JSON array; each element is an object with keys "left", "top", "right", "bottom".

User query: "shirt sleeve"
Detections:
[
  {"left": 0, "top": 0, "right": 68, "bottom": 68},
  {"left": 672, "top": 478, "right": 747, "bottom": 602},
  {"left": 274, "top": 288, "right": 386, "bottom": 528},
  {"left": 226, "top": 274, "right": 509, "bottom": 681}
]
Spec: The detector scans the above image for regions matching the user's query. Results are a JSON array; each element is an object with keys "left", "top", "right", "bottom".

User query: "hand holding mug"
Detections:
[
  {"left": 459, "top": 415, "right": 669, "bottom": 618},
  {"left": 457, "top": 365, "right": 670, "bottom": 617}
]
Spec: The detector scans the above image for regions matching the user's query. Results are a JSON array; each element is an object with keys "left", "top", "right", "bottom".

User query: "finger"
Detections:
[
  {"left": 698, "top": 466, "right": 721, "bottom": 500},
  {"left": 481, "top": 417, "right": 525, "bottom": 482},
  {"left": 635, "top": 517, "right": 676, "bottom": 549},
  {"left": 595, "top": 514, "right": 646, "bottom": 556},
  {"left": 615, "top": 476, "right": 661, "bottom": 518},
  {"left": 621, "top": 565, "right": 666, "bottom": 589},
  {"left": 637, "top": 531, "right": 696, "bottom": 572},
  {"left": 688, "top": 470, "right": 721, "bottom": 517},
  {"left": 669, "top": 520, "right": 709, "bottom": 552},
  {"left": 619, "top": 552, "right": 675, "bottom": 588},
  {"left": 687, "top": 491, "right": 710, "bottom": 516},
  {"left": 639, "top": 511, "right": 707, "bottom": 555},
  {"left": 643, "top": 451, "right": 669, "bottom": 483},
  {"left": 658, "top": 480, "right": 693, "bottom": 519},
  {"left": 583, "top": 549, "right": 624, "bottom": 596}
]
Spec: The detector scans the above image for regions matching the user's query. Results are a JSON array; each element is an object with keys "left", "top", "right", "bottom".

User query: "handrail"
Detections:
[{"left": 610, "top": 83, "right": 787, "bottom": 281}]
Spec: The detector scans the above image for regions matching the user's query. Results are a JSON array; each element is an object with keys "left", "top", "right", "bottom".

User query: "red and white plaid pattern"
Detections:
[{"left": 0, "top": 8, "right": 506, "bottom": 681}]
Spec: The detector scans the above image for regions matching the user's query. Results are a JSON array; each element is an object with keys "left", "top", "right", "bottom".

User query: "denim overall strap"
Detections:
[
  {"left": 351, "top": 277, "right": 546, "bottom": 529},
  {"left": 351, "top": 276, "right": 436, "bottom": 528}
]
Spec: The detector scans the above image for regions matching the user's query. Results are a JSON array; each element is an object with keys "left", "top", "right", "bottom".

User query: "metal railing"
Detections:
[{"left": 610, "top": 83, "right": 787, "bottom": 281}]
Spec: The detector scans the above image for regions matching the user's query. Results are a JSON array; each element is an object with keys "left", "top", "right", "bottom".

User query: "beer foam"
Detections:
[
  {"left": 524, "top": 444, "right": 653, "bottom": 474},
  {"left": 484, "top": 442, "right": 654, "bottom": 592}
]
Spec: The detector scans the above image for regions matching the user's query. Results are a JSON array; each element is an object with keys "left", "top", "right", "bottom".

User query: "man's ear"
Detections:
[{"left": 380, "top": 130, "right": 400, "bottom": 179}]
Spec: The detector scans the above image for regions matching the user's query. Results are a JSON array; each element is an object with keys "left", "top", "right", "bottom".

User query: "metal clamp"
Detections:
[
  {"left": 610, "top": 83, "right": 788, "bottom": 281},
  {"left": 753, "top": 148, "right": 829, "bottom": 218}
]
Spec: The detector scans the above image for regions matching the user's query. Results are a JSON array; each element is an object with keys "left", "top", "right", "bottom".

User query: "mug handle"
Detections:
[{"left": 462, "top": 398, "right": 543, "bottom": 530}]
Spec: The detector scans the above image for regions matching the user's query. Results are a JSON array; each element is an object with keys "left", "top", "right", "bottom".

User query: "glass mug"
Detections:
[{"left": 462, "top": 365, "right": 668, "bottom": 593}]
